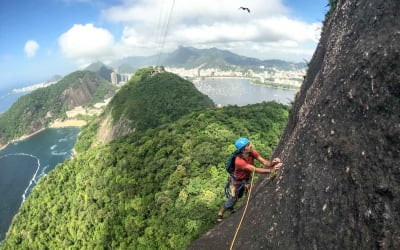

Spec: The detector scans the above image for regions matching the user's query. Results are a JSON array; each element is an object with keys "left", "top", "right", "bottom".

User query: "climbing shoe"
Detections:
[{"left": 217, "top": 214, "right": 223, "bottom": 222}]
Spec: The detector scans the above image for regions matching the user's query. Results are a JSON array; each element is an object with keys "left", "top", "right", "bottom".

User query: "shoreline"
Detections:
[
  {"left": 0, "top": 143, "right": 8, "bottom": 151},
  {"left": 48, "top": 119, "right": 87, "bottom": 128},
  {"left": 192, "top": 76, "right": 252, "bottom": 82},
  {"left": 0, "top": 119, "right": 86, "bottom": 152},
  {"left": 0, "top": 128, "right": 45, "bottom": 152},
  {"left": 193, "top": 76, "right": 300, "bottom": 90}
]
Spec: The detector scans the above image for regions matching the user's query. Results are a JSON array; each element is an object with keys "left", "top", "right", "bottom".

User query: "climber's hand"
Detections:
[
  {"left": 272, "top": 158, "right": 282, "bottom": 164},
  {"left": 273, "top": 162, "right": 283, "bottom": 172}
]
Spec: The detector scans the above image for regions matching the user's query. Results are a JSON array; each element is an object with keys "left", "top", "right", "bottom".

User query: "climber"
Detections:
[{"left": 217, "top": 137, "right": 282, "bottom": 222}]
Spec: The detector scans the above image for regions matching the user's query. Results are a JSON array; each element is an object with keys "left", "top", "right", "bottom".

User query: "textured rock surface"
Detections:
[{"left": 190, "top": 0, "right": 400, "bottom": 249}]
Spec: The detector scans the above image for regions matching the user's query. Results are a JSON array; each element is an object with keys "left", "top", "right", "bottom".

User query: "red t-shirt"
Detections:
[{"left": 234, "top": 150, "right": 260, "bottom": 180}]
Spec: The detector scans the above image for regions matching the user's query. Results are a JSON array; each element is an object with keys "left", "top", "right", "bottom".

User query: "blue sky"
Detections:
[{"left": 0, "top": 0, "right": 329, "bottom": 89}]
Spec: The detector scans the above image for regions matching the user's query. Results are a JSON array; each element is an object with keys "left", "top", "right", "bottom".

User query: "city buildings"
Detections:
[{"left": 165, "top": 66, "right": 305, "bottom": 88}]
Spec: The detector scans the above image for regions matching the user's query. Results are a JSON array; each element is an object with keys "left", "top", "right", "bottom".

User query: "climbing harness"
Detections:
[
  {"left": 224, "top": 176, "right": 250, "bottom": 199},
  {"left": 229, "top": 170, "right": 255, "bottom": 250}
]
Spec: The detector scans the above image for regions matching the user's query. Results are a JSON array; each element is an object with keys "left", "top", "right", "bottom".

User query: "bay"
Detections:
[
  {"left": 193, "top": 77, "right": 297, "bottom": 106},
  {"left": 0, "top": 127, "right": 80, "bottom": 242}
]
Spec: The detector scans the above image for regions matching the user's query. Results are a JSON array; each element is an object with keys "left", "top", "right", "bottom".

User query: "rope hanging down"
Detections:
[
  {"left": 229, "top": 170, "right": 255, "bottom": 250},
  {"left": 156, "top": 0, "right": 175, "bottom": 66}
]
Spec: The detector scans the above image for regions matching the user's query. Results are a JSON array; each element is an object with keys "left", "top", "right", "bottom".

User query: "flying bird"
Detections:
[{"left": 238, "top": 7, "right": 250, "bottom": 13}]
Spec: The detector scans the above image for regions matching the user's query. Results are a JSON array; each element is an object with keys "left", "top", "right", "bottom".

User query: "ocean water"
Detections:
[
  {"left": 0, "top": 127, "right": 80, "bottom": 242},
  {"left": 0, "top": 86, "right": 30, "bottom": 114},
  {"left": 0, "top": 77, "right": 297, "bottom": 243},
  {"left": 193, "top": 78, "right": 297, "bottom": 106}
]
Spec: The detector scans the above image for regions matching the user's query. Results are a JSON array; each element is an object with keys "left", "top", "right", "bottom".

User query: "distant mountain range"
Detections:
[
  {"left": 84, "top": 46, "right": 306, "bottom": 76},
  {"left": 156, "top": 46, "right": 306, "bottom": 70}
]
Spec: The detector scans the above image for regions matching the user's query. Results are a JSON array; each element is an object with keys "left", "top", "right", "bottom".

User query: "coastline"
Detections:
[
  {"left": 48, "top": 119, "right": 87, "bottom": 128},
  {"left": 0, "top": 128, "right": 45, "bottom": 152},
  {"left": 193, "top": 76, "right": 300, "bottom": 90},
  {"left": 249, "top": 80, "right": 300, "bottom": 90},
  {"left": 0, "top": 124, "right": 80, "bottom": 243},
  {"left": 0, "top": 119, "right": 86, "bottom": 152},
  {"left": 192, "top": 76, "right": 252, "bottom": 82},
  {"left": 0, "top": 143, "right": 8, "bottom": 151}
]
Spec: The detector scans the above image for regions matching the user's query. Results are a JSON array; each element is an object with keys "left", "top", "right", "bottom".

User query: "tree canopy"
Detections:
[
  {"left": 1, "top": 102, "right": 288, "bottom": 249},
  {"left": 1, "top": 67, "right": 289, "bottom": 249}
]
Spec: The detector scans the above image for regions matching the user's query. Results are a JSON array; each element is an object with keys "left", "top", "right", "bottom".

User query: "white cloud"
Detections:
[
  {"left": 60, "top": 0, "right": 322, "bottom": 64},
  {"left": 102, "top": 0, "right": 321, "bottom": 61},
  {"left": 24, "top": 40, "right": 40, "bottom": 58},
  {"left": 58, "top": 23, "right": 116, "bottom": 67}
]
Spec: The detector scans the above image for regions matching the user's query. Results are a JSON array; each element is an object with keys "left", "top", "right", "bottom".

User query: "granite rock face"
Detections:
[{"left": 190, "top": 0, "right": 400, "bottom": 249}]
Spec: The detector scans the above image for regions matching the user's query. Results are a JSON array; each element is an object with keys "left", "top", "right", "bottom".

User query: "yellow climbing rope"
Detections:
[{"left": 229, "top": 170, "right": 255, "bottom": 250}]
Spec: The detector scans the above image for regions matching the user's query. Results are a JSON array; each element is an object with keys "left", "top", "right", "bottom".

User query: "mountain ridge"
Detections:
[
  {"left": 75, "top": 67, "right": 215, "bottom": 149},
  {"left": 0, "top": 70, "right": 116, "bottom": 147},
  {"left": 112, "top": 46, "right": 306, "bottom": 71}
]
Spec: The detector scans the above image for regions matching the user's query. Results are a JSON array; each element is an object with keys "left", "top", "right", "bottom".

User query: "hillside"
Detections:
[
  {"left": 0, "top": 71, "right": 116, "bottom": 146},
  {"left": 75, "top": 67, "right": 215, "bottom": 149},
  {"left": 112, "top": 46, "right": 306, "bottom": 71},
  {"left": 0, "top": 71, "right": 289, "bottom": 248},
  {"left": 190, "top": 0, "right": 400, "bottom": 249},
  {"left": 84, "top": 61, "right": 115, "bottom": 82},
  {"left": 163, "top": 46, "right": 306, "bottom": 70}
]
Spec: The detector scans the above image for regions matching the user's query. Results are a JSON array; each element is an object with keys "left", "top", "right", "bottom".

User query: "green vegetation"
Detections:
[
  {"left": 0, "top": 71, "right": 116, "bottom": 145},
  {"left": 73, "top": 120, "right": 100, "bottom": 153},
  {"left": 1, "top": 67, "right": 288, "bottom": 249},
  {"left": 107, "top": 67, "right": 215, "bottom": 131},
  {"left": 328, "top": 0, "right": 338, "bottom": 10},
  {"left": 1, "top": 101, "right": 288, "bottom": 250},
  {"left": 74, "top": 67, "right": 215, "bottom": 154},
  {"left": 326, "top": 0, "right": 338, "bottom": 16}
]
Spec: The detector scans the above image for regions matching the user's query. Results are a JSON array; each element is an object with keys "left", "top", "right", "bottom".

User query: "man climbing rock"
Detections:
[{"left": 217, "top": 137, "right": 282, "bottom": 222}]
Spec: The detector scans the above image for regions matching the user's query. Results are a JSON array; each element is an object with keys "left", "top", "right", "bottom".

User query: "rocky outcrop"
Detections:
[
  {"left": 60, "top": 82, "right": 96, "bottom": 109},
  {"left": 96, "top": 113, "right": 135, "bottom": 143},
  {"left": 190, "top": 0, "right": 400, "bottom": 249},
  {"left": 59, "top": 74, "right": 111, "bottom": 109}
]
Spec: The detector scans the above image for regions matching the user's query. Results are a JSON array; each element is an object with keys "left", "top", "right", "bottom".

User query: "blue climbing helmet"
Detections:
[{"left": 235, "top": 137, "right": 249, "bottom": 151}]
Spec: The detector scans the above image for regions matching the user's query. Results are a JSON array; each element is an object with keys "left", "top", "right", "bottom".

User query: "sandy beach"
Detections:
[
  {"left": 49, "top": 119, "right": 87, "bottom": 128},
  {"left": 0, "top": 143, "right": 8, "bottom": 151},
  {"left": 0, "top": 128, "right": 45, "bottom": 151},
  {"left": 1, "top": 119, "right": 87, "bottom": 152}
]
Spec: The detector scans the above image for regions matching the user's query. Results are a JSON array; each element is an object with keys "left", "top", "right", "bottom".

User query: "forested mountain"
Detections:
[
  {"left": 112, "top": 46, "right": 306, "bottom": 71},
  {"left": 75, "top": 67, "right": 215, "bottom": 149},
  {"left": 0, "top": 71, "right": 116, "bottom": 146},
  {"left": 84, "top": 62, "right": 115, "bottom": 82},
  {"left": 0, "top": 67, "right": 289, "bottom": 249},
  {"left": 108, "top": 67, "right": 214, "bottom": 131}
]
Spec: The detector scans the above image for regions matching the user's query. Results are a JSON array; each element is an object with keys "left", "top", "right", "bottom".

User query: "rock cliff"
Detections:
[{"left": 190, "top": 0, "right": 400, "bottom": 249}]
